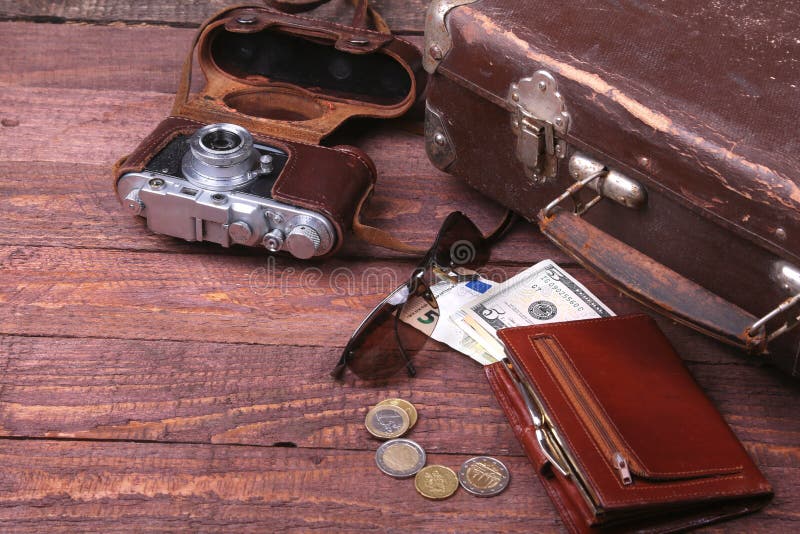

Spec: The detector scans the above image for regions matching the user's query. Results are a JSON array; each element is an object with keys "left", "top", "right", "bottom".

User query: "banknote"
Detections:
[
  {"left": 451, "top": 310, "right": 508, "bottom": 361},
  {"left": 399, "top": 276, "right": 500, "bottom": 366},
  {"left": 461, "top": 259, "right": 614, "bottom": 355}
]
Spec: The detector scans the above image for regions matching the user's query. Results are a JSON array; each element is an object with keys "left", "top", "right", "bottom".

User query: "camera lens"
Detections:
[
  {"left": 183, "top": 123, "right": 259, "bottom": 191},
  {"left": 200, "top": 130, "right": 242, "bottom": 152}
]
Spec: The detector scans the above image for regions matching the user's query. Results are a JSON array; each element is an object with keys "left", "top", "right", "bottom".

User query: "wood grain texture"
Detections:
[
  {"left": 0, "top": 440, "right": 553, "bottom": 532},
  {"left": 0, "top": 22, "right": 551, "bottom": 263},
  {"left": 1, "top": 327, "right": 795, "bottom": 451},
  {"left": 0, "top": 0, "right": 428, "bottom": 33},
  {"left": 0, "top": 22, "right": 423, "bottom": 94},
  {"left": 0, "top": 12, "right": 798, "bottom": 533},
  {"left": 0, "top": 244, "right": 614, "bottom": 346},
  {"left": 0, "top": 440, "right": 796, "bottom": 533}
]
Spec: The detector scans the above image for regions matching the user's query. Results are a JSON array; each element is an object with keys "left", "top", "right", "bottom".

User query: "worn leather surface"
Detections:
[
  {"left": 539, "top": 207, "right": 763, "bottom": 350},
  {"left": 487, "top": 315, "right": 773, "bottom": 533},
  {"left": 265, "top": 0, "right": 391, "bottom": 33},
  {"left": 114, "top": 116, "right": 375, "bottom": 257},
  {"left": 427, "top": 0, "right": 800, "bottom": 374},
  {"left": 173, "top": 5, "right": 423, "bottom": 144},
  {"left": 437, "top": 0, "right": 800, "bottom": 257}
]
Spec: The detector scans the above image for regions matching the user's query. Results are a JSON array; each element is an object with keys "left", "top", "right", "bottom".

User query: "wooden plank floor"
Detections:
[{"left": 0, "top": 2, "right": 798, "bottom": 532}]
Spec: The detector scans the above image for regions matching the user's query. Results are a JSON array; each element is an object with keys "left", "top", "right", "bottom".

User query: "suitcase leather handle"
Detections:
[{"left": 538, "top": 207, "right": 765, "bottom": 353}]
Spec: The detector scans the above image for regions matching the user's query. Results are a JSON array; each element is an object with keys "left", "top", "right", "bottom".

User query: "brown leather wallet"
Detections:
[{"left": 485, "top": 315, "right": 772, "bottom": 533}]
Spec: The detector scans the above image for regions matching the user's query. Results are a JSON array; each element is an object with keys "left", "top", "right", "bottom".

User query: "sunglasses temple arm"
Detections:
[
  {"left": 394, "top": 313, "right": 417, "bottom": 377},
  {"left": 330, "top": 351, "right": 349, "bottom": 379},
  {"left": 484, "top": 210, "right": 518, "bottom": 244}
]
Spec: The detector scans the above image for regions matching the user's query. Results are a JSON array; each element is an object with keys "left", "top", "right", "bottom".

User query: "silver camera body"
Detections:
[{"left": 117, "top": 123, "right": 335, "bottom": 259}]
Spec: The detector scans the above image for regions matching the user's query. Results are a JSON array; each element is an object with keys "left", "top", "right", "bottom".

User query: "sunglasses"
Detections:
[{"left": 332, "top": 210, "right": 516, "bottom": 381}]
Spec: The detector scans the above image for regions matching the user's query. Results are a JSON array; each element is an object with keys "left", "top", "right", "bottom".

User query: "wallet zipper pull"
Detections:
[{"left": 613, "top": 452, "right": 633, "bottom": 485}]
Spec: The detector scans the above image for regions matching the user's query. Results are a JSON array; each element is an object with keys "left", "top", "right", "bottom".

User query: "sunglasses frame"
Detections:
[
  {"left": 332, "top": 210, "right": 516, "bottom": 380},
  {"left": 332, "top": 267, "right": 438, "bottom": 379}
]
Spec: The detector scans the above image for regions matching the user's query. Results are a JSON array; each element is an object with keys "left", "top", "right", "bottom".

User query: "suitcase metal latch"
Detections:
[
  {"left": 509, "top": 71, "right": 570, "bottom": 185},
  {"left": 543, "top": 152, "right": 647, "bottom": 216},
  {"left": 746, "top": 262, "right": 800, "bottom": 346}
]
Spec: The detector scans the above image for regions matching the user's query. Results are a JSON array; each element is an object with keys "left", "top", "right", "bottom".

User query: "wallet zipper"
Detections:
[{"left": 533, "top": 336, "right": 636, "bottom": 485}]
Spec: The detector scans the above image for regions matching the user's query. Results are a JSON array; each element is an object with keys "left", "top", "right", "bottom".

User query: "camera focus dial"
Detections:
[{"left": 285, "top": 225, "right": 322, "bottom": 259}]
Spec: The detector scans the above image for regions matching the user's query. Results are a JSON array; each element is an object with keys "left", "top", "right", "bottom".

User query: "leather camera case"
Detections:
[{"left": 114, "top": 3, "right": 424, "bottom": 257}]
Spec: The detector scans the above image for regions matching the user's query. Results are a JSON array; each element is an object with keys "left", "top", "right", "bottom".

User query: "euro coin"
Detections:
[
  {"left": 414, "top": 465, "right": 459, "bottom": 500},
  {"left": 376, "top": 398, "right": 418, "bottom": 429},
  {"left": 375, "top": 439, "right": 426, "bottom": 478},
  {"left": 458, "top": 456, "right": 510, "bottom": 497},
  {"left": 364, "top": 404, "right": 410, "bottom": 439}
]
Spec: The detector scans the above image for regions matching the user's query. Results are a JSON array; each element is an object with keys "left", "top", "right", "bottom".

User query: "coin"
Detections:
[
  {"left": 375, "top": 439, "right": 426, "bottom": 478},
  {"left": 376, "top": 398, "right": 418, "bottom": 429},
  {"left": 458, "top": 456, "right": 510, "bottom": 497},
  {"left": 414, "top": 465, "right": 459, "bottom": 499},
  {"left": 364, "top": 404, "right": 410, "bottom": 439}
]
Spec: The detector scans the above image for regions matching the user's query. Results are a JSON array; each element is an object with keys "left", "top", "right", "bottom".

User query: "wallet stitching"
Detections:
[
  {"left": 544, "top": 333, "right": 742, "bottom": 478},
  {"left": 486, "top": 366, "right": 550, "bottom": 469},
  {"left": 515, "top": 335, "right": 612, "bottom": 495},
  {"left": 500, "top": 317, "right": 746, "bottom": 478},
  {"left": 501, "top": 332, "right": 608, "bottom": 495},
  {"left": 541, "top": 481, "right": 584, "bottom": 534},
  {"left": 486, "top": 365, "right": 525, "bottom": 435}
]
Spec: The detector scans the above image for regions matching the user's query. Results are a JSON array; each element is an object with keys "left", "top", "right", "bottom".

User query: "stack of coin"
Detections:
[
  {"left": 364, "top": 398, "right": 417, "bottom": 440},
  {"left": 366, "top": 398, "right": 510, "bottom": 500}
]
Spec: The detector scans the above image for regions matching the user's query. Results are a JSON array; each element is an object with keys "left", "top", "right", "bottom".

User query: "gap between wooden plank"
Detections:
[
  {"left": 0, "top": 0, "right": 428, "bottom": 34},
  {"left": 0, "top": 438, "right": 794, "bottom": 532},
  {"left": 0, "top": 331, "right": 795, "bottom": 452}
]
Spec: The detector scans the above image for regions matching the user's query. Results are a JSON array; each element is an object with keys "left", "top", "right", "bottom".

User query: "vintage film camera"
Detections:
[
  {"left": 119, "top": 123, "right": 346, "bottom": 259},
  {"left": 114, "top": 5, "right": 423, "bottom": 258}
]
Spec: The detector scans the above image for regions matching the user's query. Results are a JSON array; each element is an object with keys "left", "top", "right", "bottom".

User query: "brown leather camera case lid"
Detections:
[
  {"left": 173, "top": 4, "right": 424, "bottom": 144},
  {"left": 486, "top": 315, "right": 772, "bottom": 533}
]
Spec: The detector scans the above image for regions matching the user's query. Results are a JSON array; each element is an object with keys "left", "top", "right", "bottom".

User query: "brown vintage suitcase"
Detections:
[{"left": 422, "top": 0, "right": 800, "bottom": 376}]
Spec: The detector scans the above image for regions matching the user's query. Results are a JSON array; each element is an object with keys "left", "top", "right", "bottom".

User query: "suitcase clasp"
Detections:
[
  {"left": 509, "top": 71, "right": 570, "bottom": 185},
  {"left": 543, "top": 152, "right": 648, "bottom": 217},
  {"left": 746, "top": 262, "right": 800, "bottom": 346}
]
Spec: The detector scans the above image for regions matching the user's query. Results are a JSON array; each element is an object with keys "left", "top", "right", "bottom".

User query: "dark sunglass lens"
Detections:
[
  {"left": 345, "top": 306, "right": 414, "bottom": 380},
  {"left": 431, "top": 212, "right": 489, "bottom": 269},
  {"left": 340, "top": 288, "right": 439, "bottom": 381}
]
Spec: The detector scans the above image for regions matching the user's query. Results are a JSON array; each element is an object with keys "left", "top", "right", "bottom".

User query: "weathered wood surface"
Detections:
[
  {"left": 0, "top": 441, "right": 554, "bottom": 532},
  {"left": 0, "top": 0, "right": 428, "bottom": 33},
  {"left": 0, "top": 6, "right": 798, "bottom": 532}
]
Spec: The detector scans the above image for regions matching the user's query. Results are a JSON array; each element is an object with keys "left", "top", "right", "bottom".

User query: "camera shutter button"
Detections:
[
  {"left": 263, "top": 229, "right": 285, "bottom": 252},
  {"left": 285, "top": 225, "right": 321, "bottom": 259}
]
